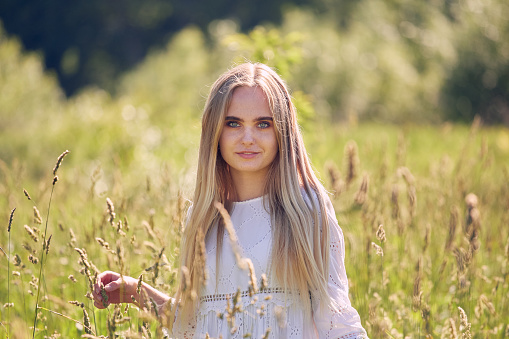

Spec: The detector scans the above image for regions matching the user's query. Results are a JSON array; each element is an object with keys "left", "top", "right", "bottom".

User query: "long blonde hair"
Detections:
[{"left": 178, "top": 62, "right": 330, "bottom": 317}]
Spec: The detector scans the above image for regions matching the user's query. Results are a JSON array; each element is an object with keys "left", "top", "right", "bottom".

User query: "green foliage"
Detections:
[
  {"left": 0, "top": 12, "right": 509, "bottom": 337},
  {"left": 0, "top": 0, "right": 297, "bottom": 95},
  {"left": 441, "top": 0, "right": 509, "bottom": 124}
]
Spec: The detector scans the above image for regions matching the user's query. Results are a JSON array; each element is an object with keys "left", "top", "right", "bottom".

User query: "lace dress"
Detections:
[{"left": 172, "top": 196, "right": 368, "bottom": 339}]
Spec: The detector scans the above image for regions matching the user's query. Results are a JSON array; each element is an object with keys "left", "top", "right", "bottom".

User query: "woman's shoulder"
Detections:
[{"left": 300, "top": 186, "right": 334, "bottom": 213}]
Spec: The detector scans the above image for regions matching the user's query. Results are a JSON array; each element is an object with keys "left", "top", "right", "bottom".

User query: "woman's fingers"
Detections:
[
  {"left": 92, "top": 271, "right": 138, "bottom": 308},
  {"left": 104, "top": 278, "right": 122, "bottom": 292}
]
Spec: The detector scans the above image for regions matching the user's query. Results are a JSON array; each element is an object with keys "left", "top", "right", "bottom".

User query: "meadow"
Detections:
[
  {"left": 1, "top": 11, "right": 509, "bottom": 338},
  {"left": 1, "top": 119, "right": 508, "bottom": 338}
]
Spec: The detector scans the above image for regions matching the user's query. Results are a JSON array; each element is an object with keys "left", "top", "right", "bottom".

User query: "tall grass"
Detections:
[{"left": 1, "top": 120, "right": 508, "bottom": 337}]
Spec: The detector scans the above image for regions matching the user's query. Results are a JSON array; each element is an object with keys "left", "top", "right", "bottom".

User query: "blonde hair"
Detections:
[{"left": 178, "top": 62, "right": 330, "bottom": 318}]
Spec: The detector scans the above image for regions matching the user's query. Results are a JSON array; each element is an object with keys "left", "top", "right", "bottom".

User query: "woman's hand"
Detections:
[{"left": 92, "top": 271, "right": 138, "bottom": 309}]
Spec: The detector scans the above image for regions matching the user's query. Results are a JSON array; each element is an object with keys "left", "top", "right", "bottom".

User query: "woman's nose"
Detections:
[{"left": 241, "top": 127, "right": 255, "bottom": 145}]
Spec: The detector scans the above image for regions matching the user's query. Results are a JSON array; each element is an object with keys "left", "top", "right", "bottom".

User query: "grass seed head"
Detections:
[
  {"left": 28, "top": 254, "right": 39, "bottom": 264},
  {"left": 244, "top": 258, "right": 258, "bottom": 296},
  {"left": 83, "top": 308, "right": 92, "bottom": 334},
  {"left": 371, "top": 242, "right": 383, "bottom": 257},
  {"left": 44, "top": 234, "right": 52, "bottom": 255},
  {"left": 354, "top": 173, "right": 369, "bottom": 205},
  {"left": 137, "top": 274, "right": 143, "bottom": 295},
  {"left": 345, "top": 140, "right": 359, "bottom": 186},
  {"left": 23, "top": 189, "right": 31, "bottom": 200},
  {"left": 458, "top": 306, "right": 468, "bottom": 327},
  {"left": 391, "top": 185, "right": 400, "bottom": 220},
  {"left": 53, "top": 150, "right": 69, "bottom": 176},
  {"left": 24, "top": 225, "right": 39, "bottom": 242},
  {"left": 260, "top": 273, "right": 268, "bottom": 290},
  {"left": 8, "top": 207, "right": 15, "bottom": 232},
  {"left": 33, "top": 206, "right": 42, "bottom": 224},
  {"left": 376, "top": 224, "right": 386, "bottom": 243},
  {"left": 106, "top": 198, "right": 116, "bottom": 225}
]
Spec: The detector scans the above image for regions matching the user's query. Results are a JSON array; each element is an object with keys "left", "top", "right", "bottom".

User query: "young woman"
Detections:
[{"left": 93, "top": 63, "right": 368, "bottom": 338}]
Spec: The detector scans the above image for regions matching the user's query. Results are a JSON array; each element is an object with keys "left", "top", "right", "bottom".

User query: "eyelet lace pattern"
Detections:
[{"left": 171, "top": 195, "right": 368, "bottom": 338}]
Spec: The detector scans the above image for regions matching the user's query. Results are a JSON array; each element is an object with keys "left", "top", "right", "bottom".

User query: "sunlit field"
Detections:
[
  {"left": 1, "top": 8, "right": 509, "bottom": 337},
  {"left": 1, "top": 119, "right": 508, "bottom": 338}
]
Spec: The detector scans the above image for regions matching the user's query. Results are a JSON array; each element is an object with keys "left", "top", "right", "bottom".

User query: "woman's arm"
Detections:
[{"left": 92, "top": 271, "right": 171, "bottom": 311}]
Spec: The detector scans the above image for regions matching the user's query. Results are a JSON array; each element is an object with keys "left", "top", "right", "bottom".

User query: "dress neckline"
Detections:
[{"left": 232, "top": 195, "right": 266, "bottom": 206}]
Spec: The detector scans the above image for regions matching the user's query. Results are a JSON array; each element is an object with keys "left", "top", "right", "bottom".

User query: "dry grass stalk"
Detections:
[
  {"left": 116, "top": 240, "right": 126, "bottom": 275},
  {"left": 446, "top": 207, "right": 459, "bottom": 251},
  {"left": 458, "top": 307, "right": 472, "bottom": 338},
  {"left": 397, "top": 167, "right": 415, "bottom": 187},
  {"left": 376, "top": 224, "right": 386, "bottom": 244},
  {"left": 195, "top": 228, "right": 208, "bottom": 286},
  {"left": 8, "top": 207, "right": 15, "bottom": 232},
  {"left": 390, "top": 184, "right": 398, "bottom": 213},
  {"left": 412, "top": 258, "right": 422, "bottom": 312},
  {"left": 326, "top": 162, "right": 344, "bottom": 196},
  {"left": 23, "top": 189, "right": 31, "bottom": 200},
  {"left": 354, "top": 173, "right": 369, "bottom": 205},
  {"left": 116, "top": 219, "right": 126, "bottom": 236},
  {"left": 52, "top": 150, "right": 69, "bottom": 175},
  {"left": 214, "top": 202, "right": 248, "bottom": 270},
  {"left": 142, "top": 221, "right": 159, "bottom": 242},
  {"left": 245, "top": 258, "right": 258, "bottom": 297},
  {"left": 371, "top": 242, "right": 383, "bottom": 257},
  {"left": 69, "top": 228, "right": 77, "bottom": 247},
  {"left": 25, "top": 225, "right": 39, "bottom": 242},
  {"left": 137, "top": 273, "right": 143, "bottom": 295},
  {"left": 75, "top": 247, "right": 100, "bottom": 292},
  {"left": 260, "top": 273, "right": 268, "bottom": 290},
  {"left": 68, "top": 300, "right": 85, "bottom": 308},
  {"left": 407, "top": 185, "right": 417, "bottom": 218},
  {"left": 225, "top": 289, "right": 243, "bottom": 334},
  {"left": 441, "top": 318, "right": 458, "bottom": 339},
  {"left": 44, "top": 234, "right": 52, "bottom": 255},
  {"left": 96, "top": 237, "right": 115, "bottom": 254},
  {"left": 33, "top": 206, "right": 42, "bottom": 224},
  {"left": 423, "top": 224, "right": 431, "bottom": 252},
  {"left": 464, "top": 193, "right": 481, "bottom": 255},
  {"left": 345, "top": 141, "right": 359, "bottom": 187},
  {"left": 124, "top": 216, "right": 129, "bottom": 232},
  {"left": 106, "top": 198, "right": 116, "bottom": 226},
  {"left": 474, "top": 294, "right": 496, "bottom": 318}
]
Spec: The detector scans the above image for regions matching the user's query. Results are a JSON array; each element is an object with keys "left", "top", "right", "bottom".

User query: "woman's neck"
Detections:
[{"left": 230, "top": 171, "right": 267, "bottom": 202}]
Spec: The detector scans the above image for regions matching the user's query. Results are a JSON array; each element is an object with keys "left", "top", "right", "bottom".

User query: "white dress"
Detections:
[{"left": 172, "top": 195, "right": 368, "bottom": 339}]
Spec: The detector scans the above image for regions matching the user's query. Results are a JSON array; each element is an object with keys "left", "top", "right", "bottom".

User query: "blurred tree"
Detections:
[
  {"left": 440, "top": 0, "right": 509, "bottom": 124},
  {"left": 0, "top": 0, "right": 308, "bottom": 96}
]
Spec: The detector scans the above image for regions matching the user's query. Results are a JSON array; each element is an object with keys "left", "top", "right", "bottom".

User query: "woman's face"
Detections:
[{"left": 219, "top": 86, "right": 278, "bottom": 184}]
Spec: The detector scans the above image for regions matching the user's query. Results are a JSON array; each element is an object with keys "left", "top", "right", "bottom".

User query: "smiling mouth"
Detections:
[{"left": 237, "top": 152, "right": 259, "bottom": 158}]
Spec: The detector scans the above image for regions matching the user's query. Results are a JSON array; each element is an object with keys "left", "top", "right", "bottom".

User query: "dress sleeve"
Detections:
[{"left": 312, "top": 201, "right": 369, "bottom": 339}]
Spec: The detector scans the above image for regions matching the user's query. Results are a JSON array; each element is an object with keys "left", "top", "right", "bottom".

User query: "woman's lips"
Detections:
[{"left": 236, "top": 152, "right": 259, "bottom": 159}]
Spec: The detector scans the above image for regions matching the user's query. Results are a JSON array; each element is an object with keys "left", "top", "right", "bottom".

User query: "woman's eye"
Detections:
[
  {"left": 226, "top": 121, "right": 240, "bottom": 128},
  {"left": 258, "top": 122, "right": 270, "bottom": 129}
]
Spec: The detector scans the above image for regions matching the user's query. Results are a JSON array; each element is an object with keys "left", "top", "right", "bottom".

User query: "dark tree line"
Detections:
[
  {"left": 0, "top": 0, "right": 316, "bottom": 95},
  {"left": 1, "top": 0, "right": 507, "bottom": 124}
]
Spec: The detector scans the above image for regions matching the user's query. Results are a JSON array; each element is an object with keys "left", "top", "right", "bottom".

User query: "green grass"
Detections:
[{"left": 1, "top": 121, "right": 508, "bottom": 338}]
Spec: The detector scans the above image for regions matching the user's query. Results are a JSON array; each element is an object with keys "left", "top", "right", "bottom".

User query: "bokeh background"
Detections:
[{"left": 0, "top": 0, "right": 508, "bottom": 338}]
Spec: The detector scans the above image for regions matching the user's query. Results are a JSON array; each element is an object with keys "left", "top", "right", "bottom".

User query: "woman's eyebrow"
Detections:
[{"left": 225, "top": 116, "right": 273, "bottom": 121}]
